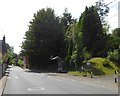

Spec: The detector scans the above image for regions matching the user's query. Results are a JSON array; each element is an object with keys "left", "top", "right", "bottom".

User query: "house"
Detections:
[
  {"left": 0, "top": 36, "right": 7, "bottom": 62},
  {"left": 0, "top": 36, "right": 7, "bottom": 79}
]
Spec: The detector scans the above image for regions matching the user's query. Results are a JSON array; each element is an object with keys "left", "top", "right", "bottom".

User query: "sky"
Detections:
[{"left": 0, "top": 0, "right": 119, "bottom": 54}]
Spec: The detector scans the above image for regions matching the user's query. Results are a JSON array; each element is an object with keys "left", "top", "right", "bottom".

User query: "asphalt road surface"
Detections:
[{"left": 3, "top": 66, "right": 117, "bottom": 94}]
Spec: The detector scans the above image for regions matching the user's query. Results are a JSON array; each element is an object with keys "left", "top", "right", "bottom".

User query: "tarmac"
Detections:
[
  {"left": 47, "top": 73, "right": 118, "bottom": 92},
  {"left": 0, "top": 67, "right": 119, "bottom": 96}
]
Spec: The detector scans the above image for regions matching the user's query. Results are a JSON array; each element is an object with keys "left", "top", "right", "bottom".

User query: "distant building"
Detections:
[
  {"left": 0, "top": 40, "right": 2, "bottom": 59},
  {"left": 0, "top": 36, "right": 7, "bottom": 79},
  {"left": 0, "top": 36, "right": 7, "bottom": 61}
]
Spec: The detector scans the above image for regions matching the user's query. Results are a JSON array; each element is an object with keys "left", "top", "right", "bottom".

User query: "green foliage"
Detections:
[
  {"left": 21, "top": 8, "right": 65, "bottom": 69},
  {"left": 7, "top": 47, "right": 17, "bottom": 65},
  {"left": 88, "top": 57, "right": 117, "bottom": 75},
  {"left": 112, "top": 28, "right": 120, "bottom": 37},
  {"left": 96, "top": 0, "right": 109, "bottom": 23},
  {"left": 70, "top": 50, "right": 77, "bottom": 63},
  {"left": 68, "top": 71, "right": 81, "bottom": 76},
  {"left": 68, "top": 58, "right": 117, "bottom": 76},
  {"left": 104, "top": 29, "right": 120, "bottom": 58},
  {"left": 107, "top": 47, "right": 120, "bottom": 67},
  {"left": 106, "top": 28, "right": 120, "bottom": 67},
  {"left": 61, "top": 8, "right": 72, "bottom": 30},
  {"left": 78, "top": 6, "right": 106, "bottom": 57},
  {"left": 18, "top": 59, "right": 24, "bottom": 67},
  {"left": 102, "top": 21, "right": 110, "bottom": 34},
  {"left": 20, "top": 6, "right": 117, "bottom": 73},
  {"left": 109, "top": 28, "right": 120, "bottom": 50},
  {"left": 83, "top": 47, "right": 91, "bottom": 61},
  {"left": 65, "top": 19, "right": 84, "bottom": 69}
]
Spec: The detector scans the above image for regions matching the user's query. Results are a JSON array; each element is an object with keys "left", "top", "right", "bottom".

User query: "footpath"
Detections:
[
  {"left": 0, "top": 73, "right": 8, "bottom": 96},
  {"left": 0, "top": 67, "right": 10, "bottom": 96}
]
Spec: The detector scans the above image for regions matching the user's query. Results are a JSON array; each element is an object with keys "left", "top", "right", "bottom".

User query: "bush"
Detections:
[
  {"left": 88, "top": 57, "right": 117, "bottom": 75},
  {"left": 107, "top": 49, "right": 120, "bottom": 67},
  {"left": 18, "top": 59, "right": 24, "bottom": 67},
  {"left": 103, "top": 59, "right": 112, "bottom": 68},
  {"left": 68, "top": 57, "right": 118, "bottom": 76}
]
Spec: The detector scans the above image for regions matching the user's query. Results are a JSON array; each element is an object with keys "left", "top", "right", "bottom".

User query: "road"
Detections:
[{"left": 3, "top": 66, "right": 117, "bottom": 94}]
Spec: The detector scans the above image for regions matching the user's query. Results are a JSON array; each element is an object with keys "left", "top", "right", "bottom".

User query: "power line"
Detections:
[
  {"left": 109, "top": 3, "right": 118, "bottom": 9},
  {"left": 83, "top": 0, "right": 118, "bottom": 19},
  {"left": 106, "top": 13, "right": 118, "bottom": 20},
  {"left": 78, "top": 0, "right": 119, "bottom": 30},
  {"left": 106, "top": 0, "right": 116, "bottom": 6}
]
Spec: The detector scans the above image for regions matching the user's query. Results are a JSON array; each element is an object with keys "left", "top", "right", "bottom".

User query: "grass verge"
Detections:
[{"left": 68, "top": 57, "right": 118, "bottom": 76}]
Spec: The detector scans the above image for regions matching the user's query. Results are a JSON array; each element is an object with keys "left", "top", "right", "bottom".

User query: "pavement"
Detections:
[
  {"left": 0, "top": 71, "right": 8, "bottom": 96},
  {"left": 0, "top": 65, "right": 11, "bottom": 96}
]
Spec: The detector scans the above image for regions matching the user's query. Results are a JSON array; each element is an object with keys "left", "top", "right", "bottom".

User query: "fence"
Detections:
[{"left": 0, "top": 63, "right": 8, "bottom": 79}]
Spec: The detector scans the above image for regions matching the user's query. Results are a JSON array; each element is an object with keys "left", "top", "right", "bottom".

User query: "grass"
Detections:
[
  {"left": 68, "top": 71, "right": 92, "bottom": 77},
  {"left": 68, "top": 71, "right": 81, "bottom": 76},
  {"left": 88, "top": 57, "right": 117, "bottom": 75},
  {"left": 68, "top": 57, "right": 118, "bottom": 76}
]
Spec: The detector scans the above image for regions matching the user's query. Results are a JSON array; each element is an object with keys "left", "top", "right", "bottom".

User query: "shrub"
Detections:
[{"left": 107, "top": 49, "right": 120, "bottom": 67}]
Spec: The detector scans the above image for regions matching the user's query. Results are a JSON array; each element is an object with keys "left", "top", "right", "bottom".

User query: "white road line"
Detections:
[
  {"left": 15, "top": 76, "right": 18, "bottom": 79},
  {"left": 8, "top": 77, "right": 10, "bottom": 79},
  {"left": 27, "top": 87, "right": 45, "bottom": 91}
]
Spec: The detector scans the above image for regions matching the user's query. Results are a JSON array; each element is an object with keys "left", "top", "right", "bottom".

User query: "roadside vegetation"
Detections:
[
  {"left": 20, "top": 0, "right": 120, "bottom": 76},
  {"left": 68, "top": 58, "right": 118, "bottom": 76}
]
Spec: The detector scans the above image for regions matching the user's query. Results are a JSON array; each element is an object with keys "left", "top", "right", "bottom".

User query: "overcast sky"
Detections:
[{"left": 0, "top": 0, "right": 119, "bottom": 54}]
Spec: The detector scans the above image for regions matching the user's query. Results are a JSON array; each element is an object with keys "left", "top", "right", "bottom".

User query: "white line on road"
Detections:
[
  {"left": 8, "top": 77, "right": 10, "bottom": 79},
  {"left": 15, "top": 76, "right": 18, "bottom": 79},
  {"left": 27, "top": 87, "right": 45, "bottom": 91}
]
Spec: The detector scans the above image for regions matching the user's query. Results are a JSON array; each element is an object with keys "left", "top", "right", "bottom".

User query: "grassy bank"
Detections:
[{"left": 68, "top": 57, "right": 118, "bottom": 76}]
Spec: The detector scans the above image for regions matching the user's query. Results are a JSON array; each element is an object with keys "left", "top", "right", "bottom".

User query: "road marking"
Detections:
[
  {"left": 47, "top": 76, "right": 52, "bottom": 78},
  {"left": 27, "top": 87, "right": 45, "bottom": 91},
  {"left": 15, "top": 76, "right": 18, "bottom": 79},
  {"left": 8, "top": 77, "right": 10, "bottom": 79}
]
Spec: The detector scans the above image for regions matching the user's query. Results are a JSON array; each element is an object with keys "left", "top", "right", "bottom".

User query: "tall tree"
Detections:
[
  {"left": 96, "top": 0, "right": 109, "bottom": 24},
  {"left": 61, "top": 8, "right": 72, "bottom": 30},
  {"left": 61, "top": 8, "right": 73, "bottom": 65},
  {"left": 5, "top": 44, "right": 17, "bottom": 65},
  {"left": 21, "top": 8, "right": 65, "bottom": 70},
  {"left": 109, "top": 28, "right": 120, "bottom": 51},
  {"left": 78, "top": 6, "right": 106, "bottom": 57},
  {"left": 107, "top": 28, "right": 120, "bottom": 67}
]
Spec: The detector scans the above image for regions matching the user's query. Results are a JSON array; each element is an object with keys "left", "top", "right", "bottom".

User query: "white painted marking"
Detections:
[
  {"left": 27, "top": 88, "right": 32, "bottom": 91},
  {"left": 8, "top": 77, "right": 10, "bottom": 79},
  {"left": 47, "top": 76, "right": 52, "bottom": 78},
  {"left": 36, "top": 73, "right": 47, "bottom": 77},
  {"left": 102, "top": 86, "right": 105, "bottom": 88},
  {"left": 27, "top": 87, "right": 45, "bottom": 91},
  {"left": 71, "top": 79, "right": 76, "bottom": 82},
  {"left": 15, "top": 76, "right": 18, "bottom": 79}
]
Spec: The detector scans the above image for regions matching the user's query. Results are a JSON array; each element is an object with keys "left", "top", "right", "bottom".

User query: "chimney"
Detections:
[
  {"left": 2, "top": 35, "right": 6, "bottom": 55},
  {"left": 3, "top": 35, "right": 5, "bottom": 43}
]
